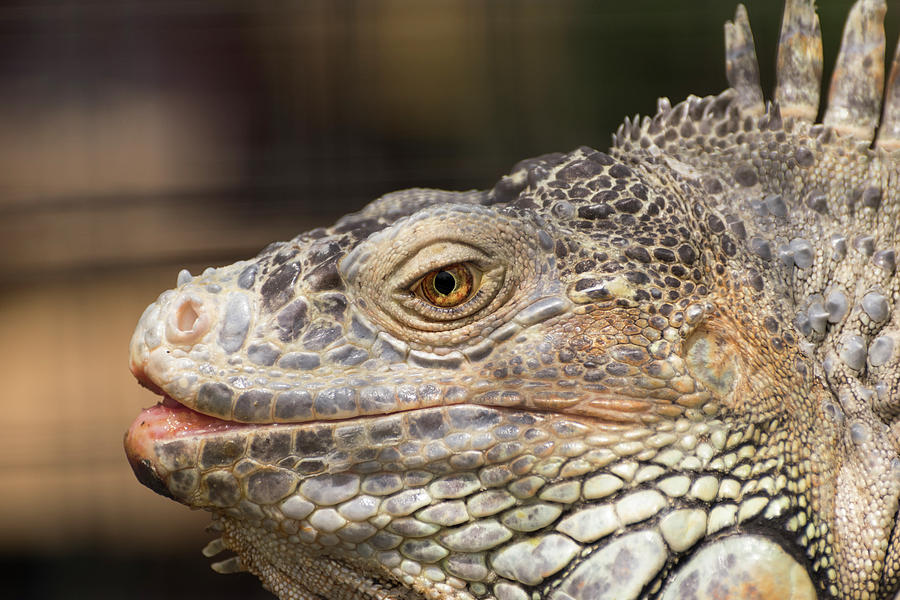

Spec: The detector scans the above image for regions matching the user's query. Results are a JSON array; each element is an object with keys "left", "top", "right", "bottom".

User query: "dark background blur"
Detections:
[{"left": 1, "top": 1, "right": 897, "bottom": 598}]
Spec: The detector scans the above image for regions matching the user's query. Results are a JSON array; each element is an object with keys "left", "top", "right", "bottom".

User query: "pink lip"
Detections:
[{"left": 135, "top": 395, "right": 245, "bottom": 438}]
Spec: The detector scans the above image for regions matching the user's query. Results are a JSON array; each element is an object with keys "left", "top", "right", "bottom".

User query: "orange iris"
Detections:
[{"left": 419, "top": 264, "right": 474, "bottom": 307}]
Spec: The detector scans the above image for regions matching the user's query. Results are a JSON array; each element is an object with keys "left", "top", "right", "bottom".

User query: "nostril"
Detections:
[
  {"left": 167, "top": 295, "right": 210, "bottom": 344},
  {"left": 176, "top": 301, "right": 200, "bottom": 333}
]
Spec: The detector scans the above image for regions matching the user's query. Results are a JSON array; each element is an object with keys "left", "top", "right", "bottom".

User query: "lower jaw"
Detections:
[{"left": 123, "top": 395, "right": 257, "bottom": 502}]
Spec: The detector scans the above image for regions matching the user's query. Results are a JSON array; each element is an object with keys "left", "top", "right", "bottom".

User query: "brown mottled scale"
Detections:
[{"left": 126, "top": 1, "right": 900, "bottom": 599}]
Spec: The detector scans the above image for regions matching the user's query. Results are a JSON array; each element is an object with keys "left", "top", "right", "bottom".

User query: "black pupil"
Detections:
[{"left": 433, "top": 271, "right": 457, "bottom": 295}]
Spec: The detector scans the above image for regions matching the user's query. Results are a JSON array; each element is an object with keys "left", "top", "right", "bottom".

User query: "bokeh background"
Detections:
[{"left": 1, "top": 1, "right": 897, "bottom": 598}]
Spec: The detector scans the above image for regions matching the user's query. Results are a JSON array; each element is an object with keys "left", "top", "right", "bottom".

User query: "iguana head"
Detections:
[
  {"left": 126, "top": 1, "right": 900, "bottom": 599},
  {"left": 126, "top": 150, "right": 719, "bottom": 433}
]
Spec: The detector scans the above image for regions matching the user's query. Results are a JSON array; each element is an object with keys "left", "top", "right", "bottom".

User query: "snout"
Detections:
[{"left": 129, "top": 279, "right": 229, "bottom": 396}]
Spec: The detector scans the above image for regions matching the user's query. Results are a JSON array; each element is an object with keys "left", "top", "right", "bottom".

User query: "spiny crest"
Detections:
[{"left": 614, "top": 0, "right": 900, "bottom": 152}]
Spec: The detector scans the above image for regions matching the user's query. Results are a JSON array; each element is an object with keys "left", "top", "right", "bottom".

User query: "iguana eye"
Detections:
[
  {"left": 415, "top": 263, "right": 480, "bottom": 308},
  {"left": 352, "top": 218, "right": 519, "bottom": 331}
]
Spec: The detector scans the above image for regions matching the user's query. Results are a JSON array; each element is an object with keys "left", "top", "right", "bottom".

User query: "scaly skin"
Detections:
[{"left": 126, "top": 1, "right": 900, "bottom": 598}]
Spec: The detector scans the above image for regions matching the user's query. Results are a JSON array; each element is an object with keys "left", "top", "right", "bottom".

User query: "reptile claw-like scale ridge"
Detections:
[{"left": 125, "top": 1, "right": 900, "bottom": 598}]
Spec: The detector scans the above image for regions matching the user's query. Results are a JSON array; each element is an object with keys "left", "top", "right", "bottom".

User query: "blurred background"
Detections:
[{"left": 1, "top": 1, "right": 896, "bottom": 598}]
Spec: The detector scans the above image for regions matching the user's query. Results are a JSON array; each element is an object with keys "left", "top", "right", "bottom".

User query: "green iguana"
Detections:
[{"left": 125, "top": 1, "right": 900, "bottom": 598}]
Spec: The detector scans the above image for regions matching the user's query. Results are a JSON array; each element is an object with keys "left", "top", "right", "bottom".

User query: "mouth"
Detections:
[
  {"left": 131, "top": 394, "right": 254, "bottom": 439},
  {"left": 127, "top": 351, "right": 263, "bottom": 442},
  {"left": 127, "top": 356, "right": 258, "bottom": 443}
]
